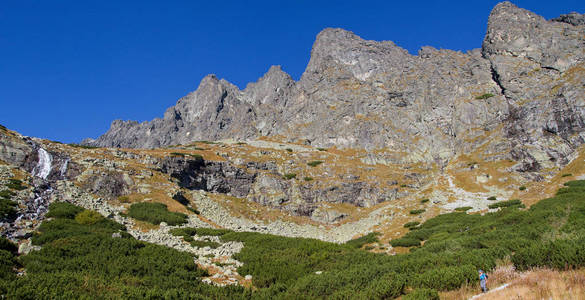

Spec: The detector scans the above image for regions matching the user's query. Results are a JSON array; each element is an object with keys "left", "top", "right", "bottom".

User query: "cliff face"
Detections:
[{"left": 87, "top": 2, "right": 585, "bottom": 172}]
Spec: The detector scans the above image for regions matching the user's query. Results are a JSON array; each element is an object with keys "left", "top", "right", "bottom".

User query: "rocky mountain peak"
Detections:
[
  {"left": 483, "top": 2, "right": 584, "bottom": 72},
  {"left": 552, "top": 12, "right": 585, "bottom": 26},
  {"left": 302, "top": 27, "right": 411, "bottom": 83},
  {"left": 86, "top": 2, "right": 585, "bottom": 176},
  {"left": 243, "top": 65, "right": 295, "bottom": 105}
]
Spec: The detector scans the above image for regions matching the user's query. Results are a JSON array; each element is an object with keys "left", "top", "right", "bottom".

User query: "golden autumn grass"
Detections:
[{"left": 441, "top": 265, "right": 585, "bottom": 300}]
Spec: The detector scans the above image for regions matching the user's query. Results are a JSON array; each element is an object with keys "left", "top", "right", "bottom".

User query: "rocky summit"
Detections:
[
  {"left": 88, "top": 2, "right": 584, "bottom": 175},
  {"left": 2, "top": 2, "right": 585, "bottom": 297}
]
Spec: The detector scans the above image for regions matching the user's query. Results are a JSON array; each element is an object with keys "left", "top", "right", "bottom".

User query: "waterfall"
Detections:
[
  {"left": 33, "top": 148, "right": 53, "bottom": 179},
  {"left": 60, "top": 158, "right": 69, "bottom": 178}
]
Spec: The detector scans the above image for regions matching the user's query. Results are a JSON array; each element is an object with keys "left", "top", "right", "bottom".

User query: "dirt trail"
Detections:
[{"left": 468, "top": 283, "right": 510, "bottom": 300}]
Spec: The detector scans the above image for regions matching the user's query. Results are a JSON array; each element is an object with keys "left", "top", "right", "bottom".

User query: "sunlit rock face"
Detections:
[{"left": 88, "top": 2, "right": 585, "bottom": 171}]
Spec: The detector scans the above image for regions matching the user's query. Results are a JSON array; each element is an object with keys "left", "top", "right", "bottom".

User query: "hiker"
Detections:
[{"left": 478, "top": 269, "right": 488, "bottom": 292}]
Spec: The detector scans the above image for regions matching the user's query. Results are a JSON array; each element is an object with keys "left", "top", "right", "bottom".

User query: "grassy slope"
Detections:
[{"left": 2, "top": 181, "right": 585, "bottom": 299}]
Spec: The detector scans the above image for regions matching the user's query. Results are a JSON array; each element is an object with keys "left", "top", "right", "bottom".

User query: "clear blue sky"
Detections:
[{"left": 1, "top": 1, "right": 583, "bottom": 143}]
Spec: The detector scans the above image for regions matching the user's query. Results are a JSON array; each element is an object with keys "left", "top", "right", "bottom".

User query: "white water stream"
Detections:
[
  {"left": 33, "top": 148, "right": 53, "bottom": 179},
  {"left": 60, "top": 158, "right": 69, "bottom": 178}
]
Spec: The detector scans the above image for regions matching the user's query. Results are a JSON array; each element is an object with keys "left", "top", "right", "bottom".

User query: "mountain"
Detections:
[
  {"left": 87, "top": 2, "right": 585, "bottom": 176},
  {"left": 2, "top": 2, "right": 585, "bottom": 298}
]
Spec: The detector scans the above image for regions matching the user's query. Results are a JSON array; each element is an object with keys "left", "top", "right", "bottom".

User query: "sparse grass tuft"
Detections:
[
  {"left": 454, "top": 206, "right": 472, "bottom": 212},
  {"left": 420, "top": 198, "right": 429, "bottom": 204},
  {"left": 410, "top": 209, "right": 426, "bottom": 215},
  {"left": 67, "top": 143, "right": 98, "bottom": 149},
  {"left": 404, "top": 221, "right": 420, "bottom": 229},
  {"left": 390, "top": 237, "right": 421, "bottom": 247},
  {"left": 6, "top": 179, "right": 26, "bottom": 191},
  {"left": 303, "top": 177, "right": 313, "bottom": 182},
  {"left": 562, "top": 173, "right": 573, "bottom": 177},
  {"left": 307, "top": 160, "right": 323, "bottom": 167},
  {"left": 488, "top": 199, "right": 524, "bottom": 209},
  {"left": 195, "top": 228, "right": 232, "bottom": 236},
  {"left": 487, "top": 196, "right": 497, "bottom": 201},
  {"left": 196, "top": 140, "right": 218, "bottom": 144},
  {"left": 170, "top": 152, "right": 203, "bottom": 160},
  {"left": 283, "top": 173, "right": 297, "bottom": 180},
  {"left": 285, "top": 148, "right": 293, "bottom": 152},
  {"left": 475, "top": 93, "right": 495, "bottom": 100}
]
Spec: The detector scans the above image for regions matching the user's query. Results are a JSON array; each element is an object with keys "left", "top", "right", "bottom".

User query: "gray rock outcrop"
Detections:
[{"left": 87, "top": 2, "right": 584, "bottom": 173}]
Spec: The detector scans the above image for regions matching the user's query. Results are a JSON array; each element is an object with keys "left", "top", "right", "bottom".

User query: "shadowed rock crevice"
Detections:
[{"left": 159, "top": 156, "right": 256, "bottom": 198}]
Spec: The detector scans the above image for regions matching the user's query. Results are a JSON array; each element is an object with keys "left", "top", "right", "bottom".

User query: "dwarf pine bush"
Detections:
[
  {"left": 126, "top": 202, "right": 187, "bottom": 225},
  {"left": 4, "top": 180, "right": 585, "bottom": 299}
]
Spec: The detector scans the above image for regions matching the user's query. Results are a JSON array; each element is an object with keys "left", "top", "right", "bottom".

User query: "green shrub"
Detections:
[
  {"left": 411, "top": 264, "right": 476, "bottom": 291},
  {"left": 303, "top": 177, "right": 313, "bottom": 182},
  {"left": 512, "top": 239, "right": 585, "bottom": 271},
  {"left": 186, "top": 207, "right": 200, "bottom": 214},
  {"left": 475, "top": 93, "right": 495, "bottom": 100},
  {"left": 0, "top": 248, "right": 17, "bottom": 282},
  {"left": 67, "top": 143, "right": 98, "bottom": 149},
  {"left": 562, "top": 173, "right": 573, "bottom": 177},
  {"left": 7, "top": 180, "right": 585, "bottom": 298},
  {"left": 5, "top": 203, "right": 244, "bottom": 299},
  {"left": 307, "top": 161, "right": 324, "bottom": 167},
  {"left": 403, "top": 288, "right": 440, "bottom": 300},
  {"left": 283, "top": 173, "right": 297, "bottom": 180},
  {"left": 488, "top": 200, "right": 523, "bottom": 209},
  {"left": 410, "top": 209, "right": 425, "bottom": 215},
  {"left": 195, "top": 228, "right": 232, "bottom": 236},
  {"left": 74, "top": 210, "right": 104, "bottom": 225},
  {"left": 45, "top": 202, "right": 84, "bottom": 219},
  {"left": 196, "top": 140, "right": 218, "bottom": 144},
  {"left": 454, "top": 206, "right": 472, "bottom": 212},
  {"left": 0, "top": 237, "right": 17, "bottom": 254},
  {"left": 344, "top": 232, "right": 380, "bottom": 249},
  {"left": 0, "top": 190, "right": 15, "bottom": 199},
  {"left": 170, "top": 152, "right": 203, "bottom": 160},
  {"left": 169, "top": 227, "right": 198, "bottom": 237},
  {"left": 6, "top": 179, "right": 26, "bottom": 191},
  {"left": 487, "top": 196, "right": 497, "bottom": 201},
  {"left": 285, "top": 148, "right": 293, "bottom": 152},
  {"left": 420, "top": 199, "right": 429, "bottom": 204},
  {"left": 390, "top": 237, "right": 421, "bottom": 247},
  {"left": 0, "top": 197, "right": 17, "bottom": 220},
  {"left": 404, "top": 221, "right": 420, "bottom": 229},
  {"left": 317, "top": 148, "right": 327, "bottom": 151},
  {"left": 126, "top": 202, "right": 187, "bottom": 226},
  {"left": 519, "top": 186, "right": 526, "bottom": 191}
]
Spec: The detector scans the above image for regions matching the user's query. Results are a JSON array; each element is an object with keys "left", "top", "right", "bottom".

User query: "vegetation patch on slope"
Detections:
[
  {"left": 125, "top": 202, "right": 187, "bottom": 225},
  {"left": 2, "top": 203, "right": 244, "bottom": 299},
  {"left": 3, "top": 180, "right": 585, "bottom": 298}
]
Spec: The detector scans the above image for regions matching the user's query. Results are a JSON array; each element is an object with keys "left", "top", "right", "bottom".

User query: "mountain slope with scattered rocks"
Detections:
[
  {"left": 1, "top": 0, "right": 585, "bottom": 275},
  {"left": 87, "top": 2, "right": 584, "bottom": 176}
]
